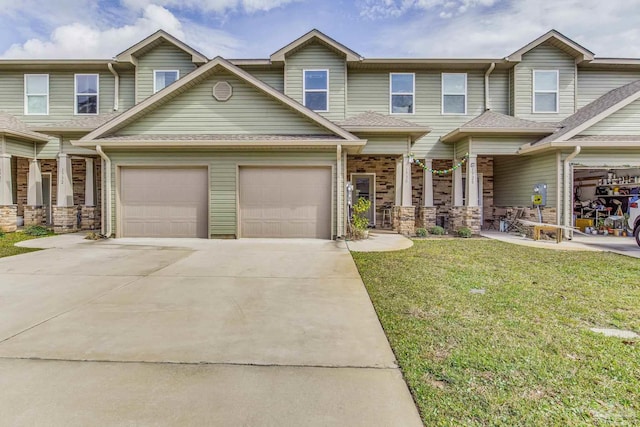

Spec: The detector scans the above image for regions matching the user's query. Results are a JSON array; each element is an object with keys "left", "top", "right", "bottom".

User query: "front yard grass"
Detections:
[
  {"left": 352, "top": 239, "right": 640, "bottom": 426},
  {"left": 0, "top": 232, "right": 41, "bottom": 258}
]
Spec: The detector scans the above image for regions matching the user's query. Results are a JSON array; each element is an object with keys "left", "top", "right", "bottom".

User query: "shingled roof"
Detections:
[
  {"left": 0, "top": 112, "right": 51, "bottom": 141},
  {"left": 32, "top": 112, "right": 122, "bottom": 133},
  {"left": 338, "top": 111, "right": 425, "bottom": 128}
]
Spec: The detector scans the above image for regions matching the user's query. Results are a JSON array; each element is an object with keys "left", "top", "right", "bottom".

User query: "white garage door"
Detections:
[
  {"left": 120, "top": 167, "right": 208, "bottom": 238},
  {"left": 239, "top": 167, "right": 332, "bottom": 239}
]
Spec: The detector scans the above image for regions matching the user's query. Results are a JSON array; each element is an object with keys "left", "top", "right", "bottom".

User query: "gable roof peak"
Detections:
[
  {"left": 507, "top": 29, "right": 594, "bottom": 63},
  {"left": 115, "top": 29, "right": 208, "bottom": 64},
  {"left": 270, "top": 29, "right": 362, "bottom": 62}
]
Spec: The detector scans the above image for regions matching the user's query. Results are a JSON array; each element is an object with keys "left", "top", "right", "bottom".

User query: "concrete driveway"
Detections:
[{"left": 0, "top": 236, "right": 422, "bottom": 426}]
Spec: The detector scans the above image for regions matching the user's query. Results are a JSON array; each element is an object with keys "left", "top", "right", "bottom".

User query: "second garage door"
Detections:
[
  {"left": 120, "top": 167, "right": 208, "bottom": 238},
  {"left": 239, "top": 167, "right": 332, "bottom": 239}
]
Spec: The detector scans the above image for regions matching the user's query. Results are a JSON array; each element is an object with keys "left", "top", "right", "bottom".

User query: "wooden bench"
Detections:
[{"left": 533, "top": 225, "right": 563, "bottom": 243}]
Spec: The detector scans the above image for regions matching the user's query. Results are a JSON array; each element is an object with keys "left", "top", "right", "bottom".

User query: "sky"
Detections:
[{"left": 1, "top": 0, "right": 639, "bottom": 60}]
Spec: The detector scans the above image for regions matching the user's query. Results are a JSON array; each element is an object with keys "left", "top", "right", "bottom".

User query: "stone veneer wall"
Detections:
[
  {"left": 416, "top": 207, "right": 437, "bottom": 229},
  {"left": 392, "top": 206, "right": 415, "bottom": 235},
  {"left": 52, "top": 206, "right": 79, "bottom": 233},
  {"left": 17, "top": 158, "right": 58, "bottom": 217},
  {"left": 347, "top": 156, "right": 397, "bottom": 227},
  {"left": 449, "top": 206, "right": 482, "bottom": 234},
  {"left": 23, "top": 206, "right": 45, "bottom": 226},
  {"left": 0, "top": 205, "right": 17, "bottom": 232}
]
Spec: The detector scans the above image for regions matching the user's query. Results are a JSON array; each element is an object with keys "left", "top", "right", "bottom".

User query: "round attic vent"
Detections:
[{"left": 213, "top": 81, "right": 233, "bottom": 101}]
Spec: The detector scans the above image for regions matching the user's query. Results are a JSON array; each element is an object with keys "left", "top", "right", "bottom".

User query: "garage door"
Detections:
[
  {"left": 120, "top": 167, "right": 208, "bottom": 238},
  {"left": 239, "top": 167, "right": 332, "bottom": 238}
]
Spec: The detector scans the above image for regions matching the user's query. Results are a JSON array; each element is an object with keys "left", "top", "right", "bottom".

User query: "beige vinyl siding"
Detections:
[
  {"left": 570, "top": 149, "right": 640, "bottom": 167},
  {"left": 284, "top": 43, "right": 346, "bottom": 121},
  {"left": 243, "top": 68, "right": 284, "bottom": 92},
  {"left": 514, "top": 42, "right": 576, "bottom": 120},
  {"left": 509, "top": 67, "right": 515, "bottom": 116},
  {"left": 580, "top": 98, "right": 640, "bottom": 135},
  {"left": 0, "top": 70, "right": 115, "bottom": 125},
  {"left": 493, "top": 152, "right": 558, "bottom": 207},
  {"left": 118, "top": 70, "right": 136, "bottom": 110},
  {"left": 360, "top": 134, "right": 408, "bottom": 155},
  {"left": 577, "top": 69, "right": 640, "bottom": 108},
  {"left": 135, "top": 41, "right": 197, "bottom": 103},
  {"left": 454, "top": 138, "right": 469, "bottom": 159},
  {"left": 36, "top": 139, "right": 60, "bottom": 159},
  {"left": 4, "top": 138, "right": 34, "bottom": 158},
  {"left": 61, "top": 138, "right": 97, "bottom": 156},
  {"left": 107, "top": 150, "right": 337, "bottom": 238},
  {"left": 116, "top": 70, "right": 330, "bottom": 135},
  {"left": 489, "top": 69, "right": 509, "bottom": 114},
  {"left": 347, "top": 69, "right": 485, "bottom": 158},
  {"left": 471, "top": 136, "right": 539, "bottom": 155}
]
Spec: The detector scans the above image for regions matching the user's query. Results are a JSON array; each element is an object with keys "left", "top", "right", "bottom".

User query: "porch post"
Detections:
[
  {"left": 453, "top": 158, "right": 463, "bottom": 206},
  {"left": 27, "top": 159, "right": 43, "bottom": 206},
  {"left": 0, "top": 154, "right": 12, "bottom": 205},
  {"left": 84, "top": 158, "right": 95, "bottom": 206},
  {"left": 394, "top": 157, "right": 402, "bottom": 205},
  {"left": 56, "top": 153, "right": 73, "bottom": 207},
  {"left": 401, "top": 154, "right": 412, "bottom": 206},
  {"left": 466, "top": 154, "right": 478, "bottom": 207},
  {"left": 422, "top": 158, "right": 434, "bottom": 207}
]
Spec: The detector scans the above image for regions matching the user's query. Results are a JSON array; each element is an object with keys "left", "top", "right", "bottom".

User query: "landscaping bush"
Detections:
[
  {"left": 428, "top": 225, "right": 445, "bottom": 235},
  {"left": 457, "top": 227, "right": 472, "bottom": 238},
  {"left": 23, "top": 225, "right": 52, "bottom": 237},
  {"left": 0, "top": 230, "right": 5, "bottom": 238},
  {"left": 350, "top": 197, "right": 372, "bottom": 239},
  {"left": 415, "top": 227, "right": 427, "bottom": 237}
]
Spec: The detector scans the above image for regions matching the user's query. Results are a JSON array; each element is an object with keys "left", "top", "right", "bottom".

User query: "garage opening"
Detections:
[
  {"left": 239, "top": 166, "right": 332, "bottom": 239},
  {"left": 573, "top": 167, "right": 640, "bottom": 241},
  {"left": 120, "top": 167, "right": 208, "bottom": 238}
]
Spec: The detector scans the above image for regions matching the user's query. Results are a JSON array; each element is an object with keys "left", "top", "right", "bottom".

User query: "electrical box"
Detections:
[{"left": 532, "top": 183, "right": 547, "bottom": 206}]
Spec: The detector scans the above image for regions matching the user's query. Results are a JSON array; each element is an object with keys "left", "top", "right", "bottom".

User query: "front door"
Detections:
[
  {"left": 42, "top": 173, "right": 52, "bottom": 225},
  {"left": 351, "top": 174, "right": 375, "bottom": 227}
]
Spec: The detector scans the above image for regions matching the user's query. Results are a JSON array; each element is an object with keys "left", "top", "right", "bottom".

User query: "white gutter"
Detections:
[
  {"left": 95, "top": 145, "right": 112, "bottom": 237},
  {"left": 563, "top": 146, "right": 581, "bottom": 239},
  {"left": 484, "top": 62, "right": 495, "bottom": 110},
  {"left": 107, "top": 63, "right": 119, "bottom": 111}
]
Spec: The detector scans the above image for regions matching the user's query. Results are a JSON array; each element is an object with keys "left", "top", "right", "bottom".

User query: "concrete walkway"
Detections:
[
  {"left": 1, "top": 236, "right": 422, "bottom": 426},
  {"left": 346, "top": 231, "right": 413, "bottom": 252}
]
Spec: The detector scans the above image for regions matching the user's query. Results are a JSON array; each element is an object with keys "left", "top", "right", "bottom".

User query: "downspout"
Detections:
[
  {"left": 107, "top": 63, "right": 119, "bottom": 111},
  {"left": 563, "top": 146, "right": 581, "bottom": 239},
  {"left": 95, "top": 145, "right": 112, "bottom": 238},
  {"left": 484, "top": 62, "right": 495, "bottom": 110}
]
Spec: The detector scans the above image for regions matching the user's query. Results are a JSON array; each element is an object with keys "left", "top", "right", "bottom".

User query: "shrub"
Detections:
[
  {"left": 0, "top": 230, "right": 5, "bottom": 238},
  {"left": 351, "top": 197, "right": 372, "bottom": 233},
  {"left": 23, "top": 225, "right": 52, "bottom": 237},
  {"left": 457, "top": 227, "right": 472, "bottom": 238},
  {"left": 429, "top": 226, "right": 445, "bottom": 235},
  {"left": 415, "top": 228, "right": 427, "bottom": 237}
]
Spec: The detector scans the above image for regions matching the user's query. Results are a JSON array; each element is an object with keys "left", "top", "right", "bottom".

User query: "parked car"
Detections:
[{"left": 629, "top": 196, "right": 640, "bottom": 247}]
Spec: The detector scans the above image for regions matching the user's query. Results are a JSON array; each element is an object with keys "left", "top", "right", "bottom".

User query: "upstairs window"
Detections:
[
  {"left": 303, "top": 70, "right": 328, "bottom": 111},
  {"left": 154, "top": 70, "right": 179, "bottom": 93},
  {"left": 442, "top": 73, "right": 467, "bottom": 114},
  {"left": 25, "top": 74, "right": 49, "bottom": 115},
  {"left": 390, "top": 73, "right": 414, "bottom": 114},
  {"left": 75, "top": 74, "right": 99, "bottom": 115},
  {"left": 533, "top": 70, "right": 558, "bottom": 113}
]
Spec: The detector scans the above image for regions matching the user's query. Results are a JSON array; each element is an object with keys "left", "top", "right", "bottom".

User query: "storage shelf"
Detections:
[
  {"left": 598, "top": 195, "right": 635, "bottom": 198},
  {"left": 596, "top": 183, "right": 639, "bottom": 187}
]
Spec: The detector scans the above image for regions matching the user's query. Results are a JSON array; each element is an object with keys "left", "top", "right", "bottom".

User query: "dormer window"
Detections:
[
  {"left": 303, "top": 70, "right": 328, "bottom": 112},
  {"left": 154, "top": 70, "right": 179, "bottom": 93},
  {"left": 390, "top": 73, "right": 414, "bottom": 114},
  {"left": 75, "top": 74, "right": 99, "bottom": 115},
  {"left": 533, "top": 70, "right": 559, "bottom": 113}
]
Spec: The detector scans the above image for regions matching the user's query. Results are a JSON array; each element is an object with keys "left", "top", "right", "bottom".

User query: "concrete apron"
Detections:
[{"left": 0, "top": 238, "right": 422, "bottom": 426}]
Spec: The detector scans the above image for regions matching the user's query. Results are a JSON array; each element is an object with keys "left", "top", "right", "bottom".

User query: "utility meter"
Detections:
[{"left": 532, "top": 183, "right": 547, "bottom": 207}]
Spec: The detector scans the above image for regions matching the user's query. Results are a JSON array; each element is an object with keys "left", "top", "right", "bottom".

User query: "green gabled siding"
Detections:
[
  {"left": 36, "top": 138, "right": 60, "bottom": 159},
  {"left": 285, "top": 43, "right": 346, "bottom": 121},
  {"left": 244, "top": 68, "right": 284, "bottom": 92},
  {"left": 116, "top": 70, "right": 330, "bottom": 135},
  {"left": 577, "top": 69, "right": 640, "bottom": 108},
  {"left": 494, "top": 152, "right": 558, "bottom": 207},
  {"left": 135, "top": 41, "right": 197, "bottom": 103},
  {"left": 489, "top": 69, "right": 509, "bottom": 115},
  {"left": 347, "top": 69, "right": 485, "bottom": 158},
  {"left": 514, "top": 42, "right": 576, "bottom": 121},
  {"left": 580, "top": 98, "right": 640, "bottom": 135},
  {"left": 471, "top": 136, "right": 539, "bottom": 155},
  {"left": 118, "top": 70, "right": 136, "bottom": 110},
  {"left": 5, "top": 138, "right": 34, "bottom": 158},
  {"left": 61, "top": 138, "right": 97, "bottom": 156},
  {"left": 0, "top": 70, "right": 115, "bottom": 125},
  {"left": 107, "top": 150, "right": 337, "bottom": 238},
  {"left": 360, "top": 135, "right": 407, "bottom": 155}
]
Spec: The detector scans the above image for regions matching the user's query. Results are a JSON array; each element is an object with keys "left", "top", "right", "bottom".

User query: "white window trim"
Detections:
[
  {"left": 153, "top": 69, "right": 180, "bottom": 93},
  {"left": 74, "top": 73, "right": 99, "bottom": 116},
  {"left": 24, "top": 74, "right": 49, "bottom": 115},
  {"left": 532, "top": 69, "right": 559, "bottom": 114},
  {"left": 441, "top": 73, "right": 467, "bottom": 115},
  {"left": 389, "top": 72, "right": 415, "bottom": 115},
  {"left": 303, "top": 69, "right": 329, "bottom": 112}
]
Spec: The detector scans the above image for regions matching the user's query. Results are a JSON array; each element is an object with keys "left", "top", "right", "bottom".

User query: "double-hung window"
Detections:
[
  {"left": 303, "top": 70, "right": 328, "bottom": 111},
  {"left": 24, "top": 74, "right": 49, "bottom": 115},
  {"left": 75, "top": 74, "right": 99, "bottom": 115},
  {"left": 390, "top": 73, "right": 414, "bottom": 114},
  {"left": 442, "top": 73, "right": 467, "bottom": 114},
  {"left": 533, "top": 70, "right": 559, "bottom": 113},
  {"left": 154, "top": 70, "right": 179, "bottom": 93}
]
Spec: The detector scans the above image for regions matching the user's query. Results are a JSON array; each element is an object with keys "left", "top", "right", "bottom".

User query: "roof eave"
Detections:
[
  {"left": 519, "top": 140, "right": 640, "bottom": 155},
  {"left": 115, "top": 30, "right": 208, "bottom": 65},
  {"left": 507, "top": 30, "right": 595, "bottom": 63},
  {"left": 1, "top": 128, "right": 50, "bottom": 142},
  {"left": 441, "top": 127, "right": 556, "bottom": 143},
  {"left": 73, "top": 139, "right": 366, "bottom": 148}
]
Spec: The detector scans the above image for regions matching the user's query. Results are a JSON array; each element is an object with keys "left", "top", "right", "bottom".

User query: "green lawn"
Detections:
[
  {"left": 352, "top": 239, "right": 640, "bottom": 427},
  {"left": 0, "top": 232, "right": 42, "bottom": 258}
]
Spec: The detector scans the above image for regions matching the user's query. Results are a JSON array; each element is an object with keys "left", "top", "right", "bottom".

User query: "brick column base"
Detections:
[
  {"left": 24, "top": 206, "right": 45, "bottom": 227},
  {"left": 0, "top": 205, "right": 18, "bottom": 232},
  {"left": 53, "top": 206, "right": 79, "bottom": 234},
  {"left": 81, "top": 206, "right": 97, "bottom": 230},
  {"left": 449, "top": 206, "right": 482, "bottom": 234},
  {"left": 416, "top": 207, "right": 437, "bottom": 229},
  {"left": 393, "top": 206, "right": 416, "bottom": 236}
]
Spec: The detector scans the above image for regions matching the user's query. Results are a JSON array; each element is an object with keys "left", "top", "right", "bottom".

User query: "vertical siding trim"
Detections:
[{"left": 556, "top": 151, "right": 562, "bottom": 225}]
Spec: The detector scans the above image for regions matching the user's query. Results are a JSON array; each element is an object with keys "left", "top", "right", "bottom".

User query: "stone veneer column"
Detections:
[
  {"left": 85, "top": 158, "right": 95, "bottom": 207},
  {"left": 27, "top": 159, "right": 43, "bottom": 206},
  {"left": 392, "top": 206, "right": 416, "bottom": 236},
  {"left": 81, "top": 206, "right": 97, "bottom": 230},
  {"left": 23, "top": 206, "right": 44, "bottom": 227},
  {"left": 449, "top": 206, "right": 482, "bottom": 234},
  {"left": 0, "top": 154, "right": 12, "bottom": 205},
  {"left": 53, "top": 206, "right": 79, "bottom": 233},
  {"left": 57, "top": 153, "right": 73, "bottom": 207},
  {"left": 0, "top": 205, "right": 17, "bottom": 232}
]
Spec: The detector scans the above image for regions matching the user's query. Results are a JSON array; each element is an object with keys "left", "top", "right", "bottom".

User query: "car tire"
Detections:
[{"left": 635, "top": 225, "right": 640, "bottom": 247}]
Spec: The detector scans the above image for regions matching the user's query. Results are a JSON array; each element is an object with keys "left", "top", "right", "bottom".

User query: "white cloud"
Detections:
[
  {"left": 122, "top": 0, "right": 301, "bottom": 14},
  {"left": 359, "top": 0, "right": 497, "bottom": 19},
  {"left": 0, "top": 4, "right": 241, "bottom": 59}
]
